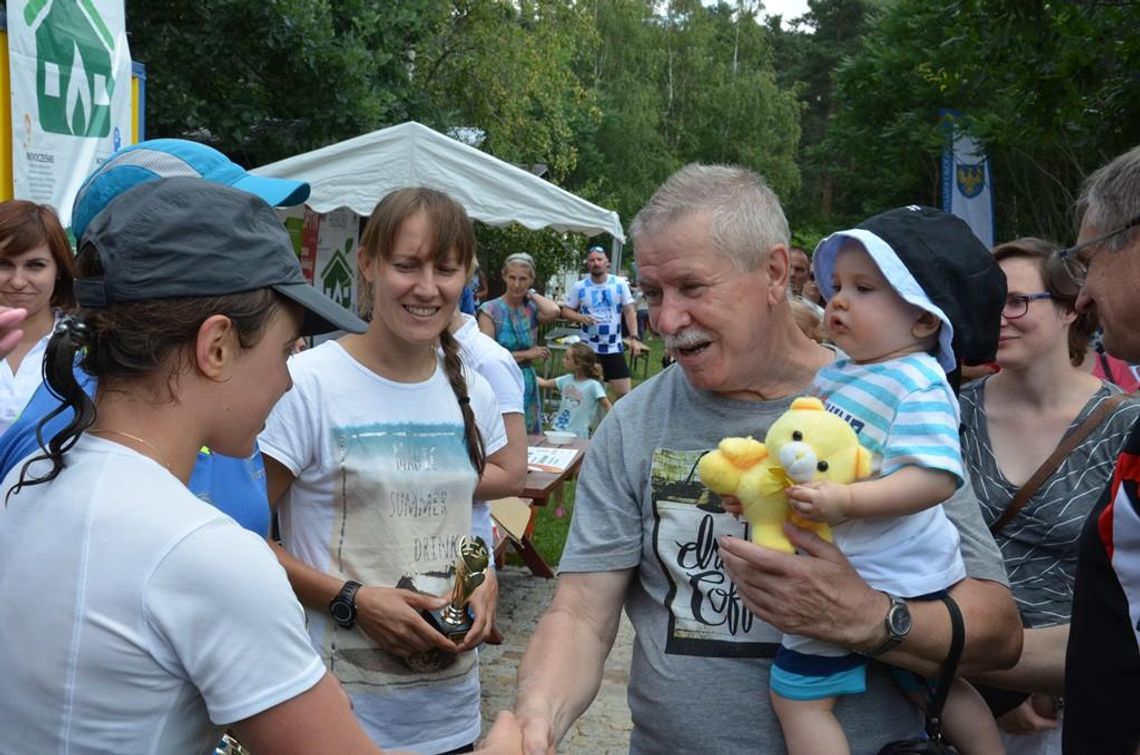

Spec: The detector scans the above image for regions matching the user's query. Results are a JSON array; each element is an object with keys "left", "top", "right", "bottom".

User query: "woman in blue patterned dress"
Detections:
[{"left": 477, "top": 252, "right": 563, "bottom": 434}]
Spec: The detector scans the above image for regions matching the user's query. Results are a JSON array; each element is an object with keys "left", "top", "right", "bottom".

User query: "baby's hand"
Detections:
[
  {"left": 718, "top": 494, "right": 744, "bottom": 517},
  {"left": 786, "top": 481, "right": 851, "bottom": 525}
]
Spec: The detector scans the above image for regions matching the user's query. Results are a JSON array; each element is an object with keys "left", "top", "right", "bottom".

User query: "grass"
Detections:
[{"left": 508, "top": 331, "right": 668, "bottom": 569}]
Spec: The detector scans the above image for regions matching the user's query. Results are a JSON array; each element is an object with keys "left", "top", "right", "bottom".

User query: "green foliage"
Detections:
[
  {"left": 818, "top": 0, "right": 1140, "bottom": 241},
  {"left": 126, "top": 0, "right": 437, "bottom": 165},
  {"left": 767, "top": 0, "right": 874, "bottom": 231},
  {"left": 569, "top": 0, "right": 803, "bottom": 231},
  {"left": 415, "top": 0, "right": 601, "bottom": 184},
  {"left": 127, "top": 0, "right": 1139, "bottom": 257}
]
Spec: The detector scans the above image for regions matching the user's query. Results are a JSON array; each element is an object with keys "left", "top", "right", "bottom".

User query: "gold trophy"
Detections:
[{"left": 421, "top": 536, "right": 489, "bottom": 644}]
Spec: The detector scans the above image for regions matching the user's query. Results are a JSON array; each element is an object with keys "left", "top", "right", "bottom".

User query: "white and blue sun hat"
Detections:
[{"left": 812, "top": 205, "right": 1006, "bottom": 373}]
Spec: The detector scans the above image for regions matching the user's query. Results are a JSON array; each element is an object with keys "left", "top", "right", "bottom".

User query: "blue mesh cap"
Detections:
[
  {"left": 76, "top": 177, "right": 365, "bottom": 337},
  {"left": 71, "top": 139, "right": 310, "bottom": 240}
]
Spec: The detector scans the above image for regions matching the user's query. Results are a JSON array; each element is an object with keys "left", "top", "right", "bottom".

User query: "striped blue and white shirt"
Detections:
[
  {"left": 812, "top": 351, "right": 964, "bottom": 486},
  {"left": 803, "top": 351, "right": 966, "bottom": 598}
]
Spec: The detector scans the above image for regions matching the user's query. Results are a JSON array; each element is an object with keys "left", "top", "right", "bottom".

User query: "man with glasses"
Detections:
[{"left": 1061, "top": 145, "right": 1140, "bottom": 755}]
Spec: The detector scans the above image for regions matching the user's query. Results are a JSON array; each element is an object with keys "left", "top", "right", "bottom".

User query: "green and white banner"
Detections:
[{"left": 8, "top": 0, "right": 132, "bottom": 226}]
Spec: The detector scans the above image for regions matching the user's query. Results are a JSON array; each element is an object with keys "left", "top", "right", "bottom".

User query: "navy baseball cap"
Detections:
[
  {"left": 71, "top": 138, "right": 310, "bottom": 239},
  {"left": 76, "top": 177, "right": 365, "bottom": 337}
]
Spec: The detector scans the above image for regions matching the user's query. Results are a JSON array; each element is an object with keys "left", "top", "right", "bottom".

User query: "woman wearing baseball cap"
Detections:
[{"left": 0, "top": 178, "right": 520, "bottom": 754}]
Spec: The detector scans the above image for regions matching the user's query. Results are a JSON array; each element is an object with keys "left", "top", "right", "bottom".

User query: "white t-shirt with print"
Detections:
[
  {"left": 565, "top": 274, "right": 634, "bottom": 355},
  {"left": 259, "top": 341, "right": 507, "bottom": 753},
  {"left": 550, "top": 374, "right": 606, "bottom": 438},
  {"left": 0, "top": 436, "right": 324, "bottom": 754}
]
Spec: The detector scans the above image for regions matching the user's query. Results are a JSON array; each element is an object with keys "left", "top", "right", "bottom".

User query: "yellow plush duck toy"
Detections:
[{"left": 697, "top": 397, "right": 873, "bottom": 553}]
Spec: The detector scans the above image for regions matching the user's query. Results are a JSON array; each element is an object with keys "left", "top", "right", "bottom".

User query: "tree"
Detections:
[
  {"left": 414, "top": 0, "right": 600, "bottom": 184},
  {"left": 818, "top": 0, "right": 1140, "bottom": 241},
  {"left": 767, "top": 0, "right": 874, "bottom": 235},
  {"left": 568, "top": 0, "right": 802, "bottom": 229},
  {"left": 125, "top": 0, "right": 440, "bottom": 165}
]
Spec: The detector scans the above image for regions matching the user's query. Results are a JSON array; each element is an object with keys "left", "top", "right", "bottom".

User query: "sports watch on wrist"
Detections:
[
  {"left": 329, "top": 580, "right": 363, "bottom": 629},
  {"left": 863, "top": 592, "right": 911, "bottom": 657}
]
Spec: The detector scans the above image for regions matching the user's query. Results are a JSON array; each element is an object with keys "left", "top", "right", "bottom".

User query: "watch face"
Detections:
[
  {"left": 888, "top": 603, "right": 912, "bottom": 636},
  {"left": 330, "top": 600, "right": 353, "bottom": 624}
]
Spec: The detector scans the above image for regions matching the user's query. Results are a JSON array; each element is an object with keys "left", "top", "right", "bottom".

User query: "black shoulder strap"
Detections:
[{"left": 924, "top": 594, "right": 965, "bottom": 740}]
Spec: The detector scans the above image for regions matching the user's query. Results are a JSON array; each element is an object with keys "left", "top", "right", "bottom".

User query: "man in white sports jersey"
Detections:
[{"left": 562, "top": 245, "right": 646, "bottom": 399}]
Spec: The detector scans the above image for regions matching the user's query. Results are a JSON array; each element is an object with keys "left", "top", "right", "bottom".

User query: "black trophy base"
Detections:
[{"left": 421, "top": 605, "right": 475, "bottom": 644}]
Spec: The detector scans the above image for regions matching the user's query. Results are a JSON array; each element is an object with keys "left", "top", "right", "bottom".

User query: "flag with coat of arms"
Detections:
[{"left": 940, "top": 111, "right": 994, "bottom": 249}]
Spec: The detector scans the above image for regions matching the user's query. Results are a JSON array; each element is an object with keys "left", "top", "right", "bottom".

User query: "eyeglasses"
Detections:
[
  {"left": 1002, "top": 292, "right": 1053, "bottom": 320},
  {"left": 1058, "top": 212, "right": 1140, "bottom": 286}
]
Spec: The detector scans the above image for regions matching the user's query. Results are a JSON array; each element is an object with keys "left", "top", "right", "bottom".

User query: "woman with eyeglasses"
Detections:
[{"left": 958, "top": 237, "right": 1140, "bottom": 755}]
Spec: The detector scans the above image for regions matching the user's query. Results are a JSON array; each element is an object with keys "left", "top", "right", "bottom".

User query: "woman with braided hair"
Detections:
[{"left": 260, "top": 187, "right": 513, "bottom": 753}]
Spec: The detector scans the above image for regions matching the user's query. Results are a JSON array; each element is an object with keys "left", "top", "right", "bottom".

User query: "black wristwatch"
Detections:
[
  {"left": 863, "top": 592, "right": 911, "bottom": 657},
  {"left": 329, "top": 580, "right": 363, "bottom": 629}
]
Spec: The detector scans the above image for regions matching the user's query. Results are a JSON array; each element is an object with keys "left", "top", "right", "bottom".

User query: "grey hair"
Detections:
[
  {"left": 629, "top": 164, "right": 790, "bottom": 271},
  {"left": 1076, "top": 145, "right": 1140, "bottom": 252}
]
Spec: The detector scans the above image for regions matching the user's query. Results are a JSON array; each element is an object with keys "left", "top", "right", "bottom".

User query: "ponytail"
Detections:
[
  {"left": 568, "top": 343, "right": 603, "bottom": 382},
  {"left": 439, "top": 328, "right": 486, "bottom": 474},
  {"left": 8, "top": 317, "right": 96, "bottom": 501}
]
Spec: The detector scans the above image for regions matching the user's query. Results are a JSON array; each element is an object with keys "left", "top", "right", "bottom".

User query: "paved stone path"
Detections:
[{"left": 479, "top": 566, "right": 633, "bottom": 753}]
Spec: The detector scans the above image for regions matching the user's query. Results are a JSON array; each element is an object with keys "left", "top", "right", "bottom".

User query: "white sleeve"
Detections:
[
  {"left": 618, "top": 279, "right": 634, "bottom": 307},
  {"left": 145, "top": 519, "right": 325, "bottom": 725},
  {"left": 469, "top": 372, "right": 508, "bottom": 457},
  {"left": 564, "top": 281, "right": 582, "bottom": 309},
  {"left": 258, "top": 361, "right": 318, "bottom": 475},
  {"left": 475, "top": 345, "right": 525, "bottom": 416}
]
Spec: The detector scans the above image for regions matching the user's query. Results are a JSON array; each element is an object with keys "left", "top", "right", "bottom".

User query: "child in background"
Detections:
[
  {"left": 538, "top": 342, "right": 612, "bottom": 440},
  {"left": 538, "top": 343, "right": 612, "bottom": 518}
]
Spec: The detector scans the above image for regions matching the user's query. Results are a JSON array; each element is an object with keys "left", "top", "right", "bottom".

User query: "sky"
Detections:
[
  {"left": 700, "top": 0, "right": 814, "bottom": 27},
  {"left": 760, "top": 0, "right": 811, "bottom": 23}
]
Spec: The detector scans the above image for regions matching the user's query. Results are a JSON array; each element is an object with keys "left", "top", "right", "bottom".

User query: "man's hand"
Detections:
[
  {"left": 564, "top": 308, "right": 596, "bottom": 326},
  {"left": 786, "top": 481, "right": 852, "bottom": 525},
  {"left": 478, "top": 711, "right": 525, "bottom": 754},
  {"left": 0, "top": 307, "right": 27, "bottom": 358},
  {"left": 717, "top": 525, "right": 882, "bottom": 649},
  {"left": 353, "top": 585, "right": 458, "bottom": 657},
  {"left": 515, "top": 701, "right": 557, "bottom": 755},
  {"left": 457, "top": 568, "right": 499, "bottom": 651},
  {"left": 627, "top": 338, "right": 647, "bottom": 357}
]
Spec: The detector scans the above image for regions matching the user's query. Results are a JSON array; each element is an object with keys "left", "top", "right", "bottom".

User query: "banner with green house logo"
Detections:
[
  {"left": 8, "top": 0, "right": 132, "bottom": 225},
  {"left": 315, "top": 207, "right": 360, "bottom": 317}
]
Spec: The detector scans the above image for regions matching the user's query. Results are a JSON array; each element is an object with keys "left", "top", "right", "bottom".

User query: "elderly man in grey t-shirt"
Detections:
[{"left": 514, "top": 164, "right": 1022, "bottom": 754}]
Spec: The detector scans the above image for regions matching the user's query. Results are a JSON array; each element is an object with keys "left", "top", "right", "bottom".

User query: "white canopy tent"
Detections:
[{"left": 253, "top": 122, "right": 625, "bottom": 272}]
